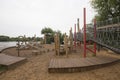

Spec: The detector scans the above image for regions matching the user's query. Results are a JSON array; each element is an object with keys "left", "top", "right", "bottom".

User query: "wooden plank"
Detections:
[
  {"left": 48, "top": 59, "right": 53, "bottom": 68},
  {"left": 57, "top": 59, "right": 60, "bottom": 68},
  {"left": 48, "top": 56, "right": 120, "bottom": 73},
  {"left": 68, "top": 59, "right": 74, "bottom": 67},
  {"left": 96, "top": 56, "right": 119, "bottom": 63},
  {"left": 61, "top": 58, "right": 67, "bottom": 68},
  {"left": 50, "top": 59, "right": 54, "bottom": 68},
  {"left": 62, "top": 59, "right": 68, "bottom": 68},
  {"left": 53, "top": 59, "right": 56, "bottom": 68},
  {"left": 49, "top": 59, "right": 52, "bottom": 68},
  {"left": 77, "top": 58, "right": 87, "bottom": 67},
  {"left": 0, "top": 54, "right": 26, "bottom": 66},
  {"left": 86, "top": 57, "right": 105, "bottom": 65},
  {"left": 80, "top": 58, "right": 95, "bottom": 66},
  {"left": 72, "top": 58, "right": 85, "bottom": 67},
  {"left": 71, "top": 59, "right": 79, "bottom": 67}
]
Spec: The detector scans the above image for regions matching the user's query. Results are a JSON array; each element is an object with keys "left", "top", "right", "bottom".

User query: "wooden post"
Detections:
[
  {"left": 74, "top": 24, "right": 76, "bottom": 49},
  {"left": 44, "top": 33, "right": 46, "bottom": 44},
  {"left": 94, "top": 19, "right": 96, "bottom": 56},
  {"left": 83, "top": 8, "right": 86, "bottom": 58},
  {"left": 17, "top": 40, "right": 20, "bottom": 56},
  {"left": 57, "top": 33, "right": 60, "bottom": 56},
  {"left": 77, "top": 18, "right": 80, "bottom": 32},
  {"left": 64, "top": 33, "right": 68, "bottom": 57},
  {"left": 24, "top": 35, "right": 27, "bottom": 45},
  {"left": 54, "top": 34, "right": 57, "bottom": 55},
  {"left": 34, "top": 34, "right": 36, "bottom": 42},
  {"left": 69, "top": 27, "right": 73, "bottom": 51},
  {"left": 54, "top": 33, "right": 60, "bottom": 56},
  {"left": 77, "top": 18, "right": 81, "bottom": 48}
]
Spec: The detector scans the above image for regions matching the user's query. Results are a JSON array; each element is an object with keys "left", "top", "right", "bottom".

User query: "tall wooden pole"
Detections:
[
  {"left": 69, "top": 27, "right": 73, "bottom": 51},
  {"left": 77, "top": 18, "right": 81, "bottom": 48},
  {"left": 44, "top": 34, "right": 46, "bottom": 44},
  {"left": 74, "top": 24, "right": 76, "bottom": 49},
  {"left": 84, "top": 8, "right": 86, "bottom": 58},
  {"left": 64, "top": 33, "right": 68, "bottom": 57},
  {"left": 94, "top": 19, "right": 96, "bottom": 56},
  {"left": 77, "top": 18, "right": 80, "bottom": 32}
]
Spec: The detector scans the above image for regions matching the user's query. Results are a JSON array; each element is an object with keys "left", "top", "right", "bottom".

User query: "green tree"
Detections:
[
  {"left": 41, "top": 27, "right": 64, "bottom": 44},
  {"left": 41, "top": 27, "right": 54, "bottom": 34},
  {"left": 41, "top": 27, "right": 54, "bottom": 44},
  {"left": 10, "top": 37, "right": 18, "bottom": 41},
  {"left": 0, "top": 35, "right": 10, "bottom": 41},
  {"left": 91, "top": 0, "right": 120, "bottom": 21}
]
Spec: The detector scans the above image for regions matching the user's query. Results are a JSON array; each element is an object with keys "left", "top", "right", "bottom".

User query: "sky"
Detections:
[{"left": 0, "top": 0, "right": 95, "bottom": 37}]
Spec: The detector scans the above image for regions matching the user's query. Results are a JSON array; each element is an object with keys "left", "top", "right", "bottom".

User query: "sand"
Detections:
[{"left": 0, "top": 44, "right": 120, "bottom": 80}]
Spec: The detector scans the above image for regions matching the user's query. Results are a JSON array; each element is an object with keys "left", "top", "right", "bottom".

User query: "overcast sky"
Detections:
[{"left": 0, "top": 0, "right": 95, "bottom": 37}]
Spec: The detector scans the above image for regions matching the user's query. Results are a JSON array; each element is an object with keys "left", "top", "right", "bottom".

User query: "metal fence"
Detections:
[{"left": 96, "top": 16, "right": 120, "bottom": 27}]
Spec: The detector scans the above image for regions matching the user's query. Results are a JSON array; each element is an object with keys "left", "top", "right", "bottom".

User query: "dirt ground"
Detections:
[{"left": 0, "top": 44, "right": 120, "bottom": 80}]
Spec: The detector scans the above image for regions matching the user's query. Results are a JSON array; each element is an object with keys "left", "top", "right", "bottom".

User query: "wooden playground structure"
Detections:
[{"left": 48, "top": 8, "right": 120, "bottom": 73}]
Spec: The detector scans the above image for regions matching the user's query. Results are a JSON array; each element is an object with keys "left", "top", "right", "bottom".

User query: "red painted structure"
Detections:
[
  {"left": 83, "top": 8, "right": 96, "bottom": 58},
  {"left": 83, "top": 8, "right": 86, "bottom": 57}
]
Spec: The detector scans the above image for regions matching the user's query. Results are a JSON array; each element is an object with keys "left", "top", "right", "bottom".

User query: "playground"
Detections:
[
  {"left": 0, "top": 8, "right": 120, "bottom": 80},
  {"left": 0, "top": 45, "right": 120, "bottom": 80}
]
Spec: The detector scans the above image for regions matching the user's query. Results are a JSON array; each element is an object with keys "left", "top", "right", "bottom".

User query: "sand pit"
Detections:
[{"left": 0, "top": 44, "right": 120, "bottom": 80}]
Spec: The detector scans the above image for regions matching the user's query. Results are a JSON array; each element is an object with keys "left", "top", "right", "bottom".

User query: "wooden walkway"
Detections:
[
  {"left": 0, "top": 53, "right": 26, "bottom": 67},
  {"left": 48, "top": 56, "right": 120, "bottom": 73}
]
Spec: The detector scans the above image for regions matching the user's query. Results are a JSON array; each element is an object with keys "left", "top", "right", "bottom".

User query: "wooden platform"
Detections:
[
  {"left": 48, "top": 56, "right": 120, "bottom": 73},
  {"left": 0, "top": 53, "right": 26, "bottom": 67}
]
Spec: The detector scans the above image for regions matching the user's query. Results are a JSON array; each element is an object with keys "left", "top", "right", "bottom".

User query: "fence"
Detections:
[{"left": 96, "top": 16, "right": 120, "bottom": 27}]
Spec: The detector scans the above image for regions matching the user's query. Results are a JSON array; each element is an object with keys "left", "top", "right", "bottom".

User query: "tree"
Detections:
[
  {"left": 0, "top": 35, "right": 10, "bottom": 41},
  {"left": 91, "top": 0, "right": 120, "bottom": 21},
  {"left": 41, "top": 27, "right": 54, "bottom": 34},
  {"left": 41, "top": 27, "right": 64, "bottom": 44},
  {"left": 41, "top": 27, "right": 55, "bottom": 44}
]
